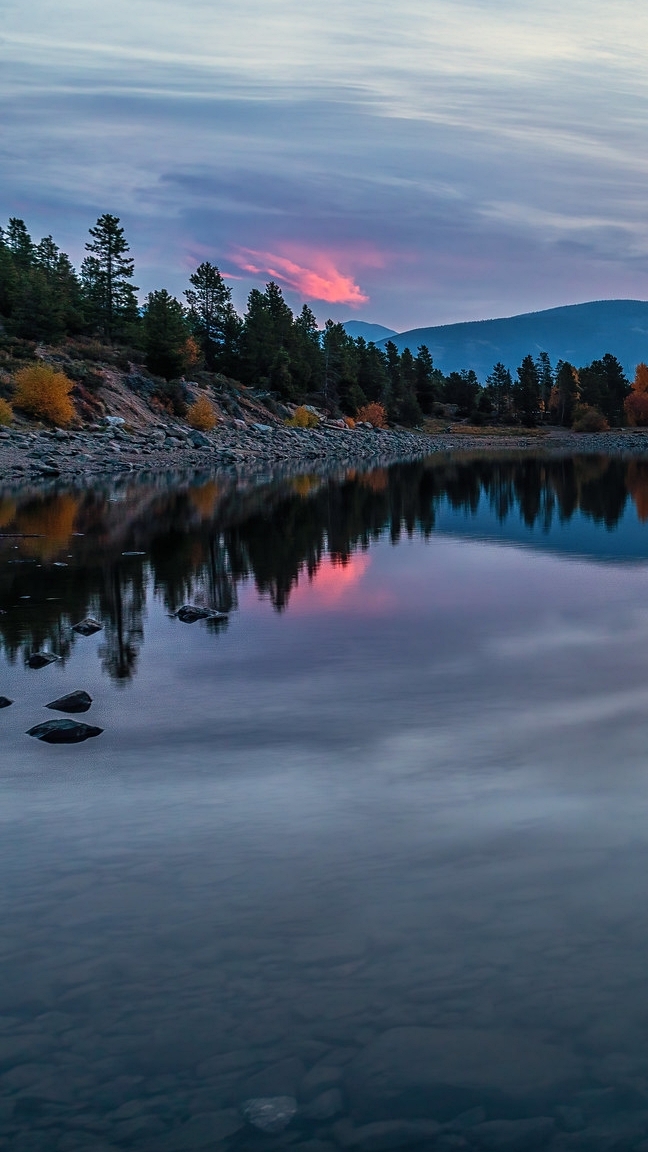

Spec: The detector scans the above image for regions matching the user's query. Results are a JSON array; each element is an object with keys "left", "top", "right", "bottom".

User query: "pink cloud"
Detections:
[{"left": 230, "top": 247, "right": 369, "bottom": 306}]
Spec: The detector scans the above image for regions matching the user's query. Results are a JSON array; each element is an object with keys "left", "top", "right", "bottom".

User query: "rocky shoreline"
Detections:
[{"left": 2, "top": 420, "right": 648, "bottom": 488}]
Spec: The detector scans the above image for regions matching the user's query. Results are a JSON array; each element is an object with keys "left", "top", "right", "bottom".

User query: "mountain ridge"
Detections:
[{"left": 372, "top": 300, "right": 648, "bottom": 379}]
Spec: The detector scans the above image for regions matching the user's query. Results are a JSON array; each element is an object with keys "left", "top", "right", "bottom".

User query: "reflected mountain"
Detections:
[{"left": 2, "top": 453, "right": 648, "bottom": 680}]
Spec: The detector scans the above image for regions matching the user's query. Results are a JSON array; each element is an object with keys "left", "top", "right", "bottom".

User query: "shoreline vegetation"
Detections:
[{"left": 4, "top": 214, "right": 648, "bottom": 488}]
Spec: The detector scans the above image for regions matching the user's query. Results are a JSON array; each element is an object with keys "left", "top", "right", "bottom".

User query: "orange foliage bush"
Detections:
[
  {"left": 356, "top": 402, "right": 387, "bottom": 428},
  {"left": 14, "top": 364, "right": 75, "bottom": 425},
  {"left": 625, "top": 392, "right": 648, "bottom": 426},
  {"left": 343, "top": 416, "right": 355, "bottom": 428},
  {"left": 183, "top": 336, "right": 201, "bottom": 370},
  {"left": 186, "top": 394, "right": 217, "bottom": 431},
  {"left": 625, "top": 364, "right": 648, "bottom": 425},
  {"left": 0, "top": 398, "right": 13, "bottom": 426}
]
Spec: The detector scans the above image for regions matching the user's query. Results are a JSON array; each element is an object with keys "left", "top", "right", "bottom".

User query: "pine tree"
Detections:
[
  {"left": 552, "top": 361, "right": 580, "bottom": 426},
  {"left": 6, "top": 218, "right": 34, "bottom": 271},
  {"left": 513, "top": 355, "right": 540, "bottom": 424},
  {"left": 414, "top": 345, "right": 441, "bottom": 414},
  {"left": 185, "top": 261, "right": 240, "bottom": 370},
  {"left": 485, "top": 362, "right": 513, "bottom": 419},
  {"left": 536, "top": 352, "right": 553, "bottom": 420},
  {"left": 143, "top": 289, "right": 190, "bottom": 379},
  {"left": 82, "top": 214, "right": 138, "bottom": 340}
]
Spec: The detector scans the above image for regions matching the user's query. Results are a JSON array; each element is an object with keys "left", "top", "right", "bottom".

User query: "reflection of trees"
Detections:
[
  {"left": 0, "top": 453, "right": 646, "bottom": 680},
  {"left": 98, "top": 563, "right": 145, "bottom": 682}
]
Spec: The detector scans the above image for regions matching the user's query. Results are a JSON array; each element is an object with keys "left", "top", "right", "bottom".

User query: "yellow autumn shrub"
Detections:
[
  {"left": 186, "top": 394, "right": 217, "bottom": 431},
  {"left": 14, "top": 364, "right": 75, "bottom": 426},
  {"left": 286, "top": 405, "right": 319, "bottom": 428},
  {"left": 0, "top": 398, "right": 13, "bottom": 426}
]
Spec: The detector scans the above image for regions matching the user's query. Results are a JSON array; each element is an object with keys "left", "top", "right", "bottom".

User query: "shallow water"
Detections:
[{"left": 3, "top": 454, "right": 648, "bottom": 1151}]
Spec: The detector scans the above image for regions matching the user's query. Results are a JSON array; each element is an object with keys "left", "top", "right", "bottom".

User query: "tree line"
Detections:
[{"left": 0, "top": 213, "right": 639, "bottom": 427}]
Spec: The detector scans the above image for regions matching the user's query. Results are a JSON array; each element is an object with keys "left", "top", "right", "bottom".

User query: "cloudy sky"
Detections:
[{"left": 3, "top": 0, "right": 648, "bottom": 329}]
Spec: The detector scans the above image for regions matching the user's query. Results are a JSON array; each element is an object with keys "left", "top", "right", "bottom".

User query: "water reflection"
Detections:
[
  {"left": 4, "top": 455, "right": 648, "bottom": 1151},
  {"left": 3, "top": 453, "right": 648, "bottom": 681}
]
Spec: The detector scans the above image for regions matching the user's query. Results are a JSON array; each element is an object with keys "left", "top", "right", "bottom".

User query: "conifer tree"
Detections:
[
  {"left": 82, "top": 214, "right": 138, "bottom": 340},
  {"left": 143, "top": 289, "right": 190, "bottom": 379},
  {"left": 185, "top": 261, "right": 240, "bottom": 370}
]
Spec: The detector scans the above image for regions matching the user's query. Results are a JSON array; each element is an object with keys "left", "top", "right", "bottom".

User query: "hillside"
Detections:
[{"left": 380, "top": 300, "right": 648, "bottom": 379}]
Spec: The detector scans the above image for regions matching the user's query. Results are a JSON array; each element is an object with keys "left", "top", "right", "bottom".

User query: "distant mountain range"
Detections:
[
  {"left": 341, "top": 321, "right": 397, "bottom": 342},
  {"left": 347, "top": 301, "right": 648, "bottom": 380}
]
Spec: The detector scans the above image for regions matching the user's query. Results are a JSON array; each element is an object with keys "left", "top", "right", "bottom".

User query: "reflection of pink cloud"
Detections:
[
  {"left": 289, "top": 553, "right": 394, "bottom": 616},
  {"left": 231, "top": 248, "right": 369, "bottom": 306}
]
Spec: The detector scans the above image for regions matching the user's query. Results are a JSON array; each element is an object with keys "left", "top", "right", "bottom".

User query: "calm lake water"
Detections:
[{"left": 4, "top": 453, "right": 648, "bottom": 1152}]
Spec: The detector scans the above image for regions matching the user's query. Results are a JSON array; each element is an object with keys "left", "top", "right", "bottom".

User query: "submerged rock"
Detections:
[
  {"left": 242, "top": 1096, "right": 297, "bottom": 1133},
  {"left": 175, "top": 604, "right": 228, "bottom": 623},
  {"left": 26, "top": 652, "right": 60, "bottom": 669},
  {"left": 27, "top": 719, "right": 103, "bottom": 744},
  {"left": 344, "top": 1028, "right": 585, "bottom": 1122},
  {"left": 46, "top": 690, "right": 93, "bottom": 714},
  {"left": 0, "top": 696, "right": 13, "bottom": 708},
  {"left": 72, "top": 617, "right": 103, "bottom": 636}
]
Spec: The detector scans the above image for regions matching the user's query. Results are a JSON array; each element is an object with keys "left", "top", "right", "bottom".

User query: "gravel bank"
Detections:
[{"left": 2, "top": 421, "right": 648, "bottom": 488}]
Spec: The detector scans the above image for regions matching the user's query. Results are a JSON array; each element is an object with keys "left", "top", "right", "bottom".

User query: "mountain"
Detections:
[
  {"left": 342, "top": 321, "right": 398, "bottom": 341},
  {"left": 378, "top": 300, "right": 648, "bottom": 379}
]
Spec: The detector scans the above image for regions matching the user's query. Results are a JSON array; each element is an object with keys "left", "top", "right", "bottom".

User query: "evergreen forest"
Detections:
[{"left": 0, "top": 215, "right": 641, "bottom": 428}]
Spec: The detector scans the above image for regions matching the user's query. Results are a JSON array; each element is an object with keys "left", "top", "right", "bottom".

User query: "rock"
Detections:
[
  {"left": 0, "top": 697, "right": 13, "bottom": 708},
  {"left": 188, "top": 431, "right": 210, "bottom": 448},
  {"left": 344, "top": 1028, "right": 585, "bottom": 1121},
  {"left": 174, "top": 604, "right": 227, "bottom": 624},
  {"left": 299, "top": 1064, "right": 344, "bottom": 1100},
  {"left": 104, "top": 416, "right": 126, "bottom": 426},
  {"left": 241, "top": 1057, "right": 304, "bottom": 1100},
  {"left": 300, "top": 1088, "right": 343, "bottom": 1120},
  {"left": 470, "top": 1117, "right": 555, "bottom": 1149},
  {"left": 332, "top": 1119, "right": 441, "bottom": 1150},
  {"left": 156, "top": 1110, "right": 243, "bottom": 1150},
  {"left": 252, "top": 423, "right": 273, "bottom": 432},
  {"left": 27, "top": 719, "right": 103, "bottom": 744},
  {"left": 242, "top": 1096, "right": 297, "bottom": 1133},
  {"left": 72, "top": 617, "right": 103, "bottom": 636},
  {"left": 45, "top": 690, "right": 93, "bottom": 714},
  {"left": 554, "top": 1106, "right": 585, "bottom": 1132},
  {"left": 26, "top": 651, "right": 60, "bottom": 669}
]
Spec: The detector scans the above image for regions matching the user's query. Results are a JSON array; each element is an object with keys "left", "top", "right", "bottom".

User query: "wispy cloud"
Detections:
[{"left": 230, "top": 248, "right": 369, "bottom": 306}]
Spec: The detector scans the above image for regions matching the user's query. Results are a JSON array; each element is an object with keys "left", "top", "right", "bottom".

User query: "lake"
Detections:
[{"left": 3, "top": 453, "right": 648, "bottom": 1152}]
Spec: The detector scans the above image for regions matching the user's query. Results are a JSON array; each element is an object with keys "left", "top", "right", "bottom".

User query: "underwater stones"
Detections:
[
  {"left": 27, "top": 719, "right": 103, "bottom": 744},
  {"left": 242, "top": 1095, "right": 297, "bottom": 1133},
  {"left": 72, "top": 617, "right": 103, "bottom": 636},
  {"left": 46, "top": 690, "right": 93, "bottom": 714},
  {"left": 344, "top": 1028, "right": 585, "bottom": 1122},
  {"left": 0, "top": 697, "right": 13, "bottom": 708},
  {"left": 26, "top": 651, "right": 60, "bottom": 669},
  {"left": 174, "top": 604, "right": 227, "bottom": 624},
  {"left": 470, "top": 1117, "right": 555, "bottom": 1150}
]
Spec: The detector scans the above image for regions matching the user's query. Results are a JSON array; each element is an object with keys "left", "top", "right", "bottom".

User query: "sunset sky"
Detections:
[{"left": 3, "top": 0, "right": 648, "bottom": 329}]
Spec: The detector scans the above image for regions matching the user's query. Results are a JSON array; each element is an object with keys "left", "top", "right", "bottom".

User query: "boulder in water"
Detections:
[
  {"left": 46, "top": 690, "right": 92, "bottom": 714},
  {"left": 72, "top": 617, "right": 103, "bottom": 636},
  {"left": 241, "top": 1097, "right": 296, "bottom": 1133},
  {"left": 26, "top": 652, "right": 60, "bottom": 669},
  {"left": 27, "top": 719, "right": 103, "bottom": 744},
  {"left": 175, "top": 604, "right": 227, "bottom": 624},
  {"left": 0, "top": 697, "right": 13, "bottom": 708}
]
